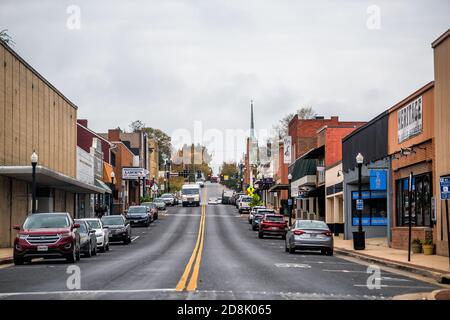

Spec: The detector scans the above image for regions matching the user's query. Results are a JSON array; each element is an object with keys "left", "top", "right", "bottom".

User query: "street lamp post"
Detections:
[
  {"left": 353, "top": 152, "right": 365, "bottom": 250},
  {"left": 288, "top": 173, "right": 293, "bottom": 227},
  {"left": 110, "top": 171, "right": 115, "bottom": 215},
  {"left": 31, "top": 151, "right": 38, "bottom": 214}
]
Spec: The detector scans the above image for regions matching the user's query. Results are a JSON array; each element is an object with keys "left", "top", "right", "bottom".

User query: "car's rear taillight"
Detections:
[
  {"left": 322, "top": 231, "right": 332, "bottom": 237},
  {"left": 293, "top": 230, "right": 305, "bottom": 235}
]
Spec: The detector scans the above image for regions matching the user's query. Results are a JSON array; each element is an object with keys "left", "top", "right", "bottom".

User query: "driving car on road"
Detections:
[
  {"left": 160, "top": 193, "right": 176, "bottom": 206},
  {"left": 208, "top": 197, "right": 218, "bottom": 205},
  {"left": 258, "top": 214, "right": 287, "bottom": 239},
  {"left": 196, "top": 180, "right": 205, "bottom": 188},
  {"left": 101, "top": 215, "right": 132, "bottom": 245},
  {"left": 251, "top": 208, "right": 275, "bottom": 231},
  {"left": 75, "top": 219, "right": 97, "bottom": 257},
  {"left": 285, "top": 220, "right": 334, "bottom": 255},
  {"left": 83, "top": 218, "right": 109, "bottom": 252},
  {"left": 13, "top": 212, "right": 81, "bottom": 265},
  {"left": 248, "top": 206, "right": 266, "bottom": 224},
  {"left": 153, "top": 198, "right": 167, "bottom": 211},
  {"left": 141, "top": 202, "right": 159, "bottom": 221},
  {"left": 181, "top": 184, "right": 201, "bottom": 207},
  {"left": 126, "top": 206, "right": 152, "bottom": 227}
]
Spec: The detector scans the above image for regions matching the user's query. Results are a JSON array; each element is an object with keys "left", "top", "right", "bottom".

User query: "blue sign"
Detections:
[
  {"left": 371, "top": 217, "right": 388, "bottom": 226},
  {"left": 288, "top": 199, "right": 293, "bottom": 206},
  {"left": 352, "top": 218, "right": 371, "bottom": 226},
  {"left": 370, "top": 170, "right": 387, "bottom": 190},
  {"left": 356, "top": 199, "right": 364, "bottom": 210},
  {"left": 440, "top": 176, "right": 450, "bottom": 200}
]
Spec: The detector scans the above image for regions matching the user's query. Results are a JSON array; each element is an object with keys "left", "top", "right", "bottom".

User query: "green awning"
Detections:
[
  {"left": 95, "top": 179, "right": 112, "bottom": 194},
  {"left": 289, "top": 158, "right": 317, "bottom": 181}
]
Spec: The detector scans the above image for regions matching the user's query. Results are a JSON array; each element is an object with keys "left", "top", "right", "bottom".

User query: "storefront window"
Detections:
[
  {"left": 351, "top": 190, "right": 387, "bottom": 226},
  {"left": 396, "top": 172, "right": 432, "bottom": 227}
]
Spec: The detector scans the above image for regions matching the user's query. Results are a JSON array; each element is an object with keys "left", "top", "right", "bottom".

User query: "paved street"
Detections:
[{"left": 0, "top": 183, "right": 442, "bottom": 300}]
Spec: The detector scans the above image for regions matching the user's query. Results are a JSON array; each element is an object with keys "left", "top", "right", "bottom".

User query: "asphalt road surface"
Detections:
[{"left": 0, "top": 182, "right": 444, "bottom": 300}]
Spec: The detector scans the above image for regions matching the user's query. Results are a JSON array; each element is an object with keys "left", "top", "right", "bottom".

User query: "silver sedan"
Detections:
[{"left": 285, "top": 220, "right": 333, "bottom": 255}]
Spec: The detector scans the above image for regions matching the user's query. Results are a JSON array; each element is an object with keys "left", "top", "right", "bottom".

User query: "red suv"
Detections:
[
  {"left": 13, "top": 212, "right": 81, "bottom": 265},
  {"left": 258, "top": 214, "right": 288, "bottom": 239}
]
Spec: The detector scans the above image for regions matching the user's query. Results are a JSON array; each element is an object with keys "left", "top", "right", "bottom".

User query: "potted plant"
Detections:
[
  {"left": 411, "top": 238, "right": 422, "bottom": 254},
  {"left": 422, "top": 239, "right": 434, "bottom": 255}
]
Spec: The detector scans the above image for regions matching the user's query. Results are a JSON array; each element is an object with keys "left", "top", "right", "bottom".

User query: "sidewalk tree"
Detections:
[{"left": 273, "top": 106, "right": 316, "bottom": 139}]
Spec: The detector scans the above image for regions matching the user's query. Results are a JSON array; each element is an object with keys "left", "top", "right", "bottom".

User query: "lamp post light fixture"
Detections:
[
  {"left": 110, "top": 171, "right": 115, "bottom": 215},
  {"left": 287, "top": 173, "right": 293, "bottom": 227},
  {"left": 31, "top": 151, "right": 38, "bottom": 214},
  {"left": 353, "top": 152, "right": 365, "bottom": 250}
]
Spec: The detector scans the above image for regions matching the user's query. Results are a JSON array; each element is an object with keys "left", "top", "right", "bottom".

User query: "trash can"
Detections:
[{"left": 353, "top": 231, "right": 365, "bottom": 250}]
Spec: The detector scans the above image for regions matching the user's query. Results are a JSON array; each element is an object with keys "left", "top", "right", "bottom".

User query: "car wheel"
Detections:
[
  {"left": 92, "top": 244, "right": 97, "bottom": 256},
  {"left": 13, "top": 256, "right": 24, "bottom": 265},
  {"left": 281, "top": 234, "right": 286, "bottom": 240},
  {"left": 258, "top": 231, "right": 263, "bottom": 239},
  {"left": 289, "top": 246, "right": 295, "bottom": 254},
  {"left": 105, "top": 243, "right": 110, "bottom": 251},
  {"left": 285, "top": 241, "right": 289, "bottom": 252},
  {"left": 99, "top": 245, "right": 105, "bottom": 253},
  {"left": 252, "top": 225, "right": 256, "bottom": 231},
  {"left": 326, "top": 249, "right": 333, "bottom": 256},
  {"left": 76, "top": 247, "right": 81, "bottom": 261}
]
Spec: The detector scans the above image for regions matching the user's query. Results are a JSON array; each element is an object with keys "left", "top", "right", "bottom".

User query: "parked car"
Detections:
[
  {"left": 141, "top": 202, "right": 159, "bottom": 221},
  {"left": 248, "top": 206, "right": 266, "bottom": 224},
  {"left": 238, "top": 196, "right": 252, "bottom": 213},
  {"left": 75, "top": 219, "right": 97, "bottom": 257},
  {"left": 234, "top": 193, "right": 246, "bottom": 208},
  {"left": 13, "top": 212, "right": 81, "bottom": 265},
  {"left": 217, "top": 197, "right": 222, "bottom": 204},
  {"left": 258, "top": 214, "right": 287, "bottom": 239},
  {"left": 208, "top": 197, "right": 218, "bottom": 205},
  {"left": 126, "top": 206, "right": 152, "bottom": 227},
  {"left": 154, "top": 198, "right": 167, "bottom": 210},
  {"left": 285, "top": 220, "right": 334, "bottom": 255},
  {"left": 83, "top": 218, "right": 109, "bottom": 252},
  {"left": 101, "top": 215, "right": 132, "bottom": 245},
  {"left": 251, "top": 209, "right": 275, "bottom": 231},
  {"left": 160, "top": 193, "right": 176, "bottom": 206}
]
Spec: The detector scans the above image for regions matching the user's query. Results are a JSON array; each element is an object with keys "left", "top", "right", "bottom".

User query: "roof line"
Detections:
[
  {"left": 1, "top": 41, "right": 78, "bottom": 110},
  {"left": 432, "top": 29, "right": 450, "bottom": 48},
  {"left": 77, "top": 123, "right": 113, "bottom": 146}
]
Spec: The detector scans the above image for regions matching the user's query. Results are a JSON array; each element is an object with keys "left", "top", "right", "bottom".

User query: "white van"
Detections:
[{"left": 181, "top": 184, "right": 201, "bottom": 207}]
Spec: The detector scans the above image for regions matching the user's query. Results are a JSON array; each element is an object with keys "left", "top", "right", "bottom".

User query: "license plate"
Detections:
[
  {"left": 134, "top": 221, "right": 139, "bottom": 223},
  {"left": 37, "top": 245, "right": 48, "bottom": 252},
  {"left": 271, "top": 227, "right": 278, "bottom": 230}
]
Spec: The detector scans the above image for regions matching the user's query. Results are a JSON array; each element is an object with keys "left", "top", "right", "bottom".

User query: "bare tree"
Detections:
[
  {"left": 0, "top": 29, "right": 14, "bottom": 46},
  {"left": 273, "top": 106, "right": 316, "bottom": 139}
]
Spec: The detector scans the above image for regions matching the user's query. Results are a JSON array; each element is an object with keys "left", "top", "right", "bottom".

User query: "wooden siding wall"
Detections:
[
  {"left": 0, "top": 44, "right": 77, "bottom": 177},
  {"left": 434, "top": 35, "right": 450, "bottom": 256}
]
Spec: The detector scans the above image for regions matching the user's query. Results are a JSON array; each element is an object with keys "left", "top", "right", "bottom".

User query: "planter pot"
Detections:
[
  {"left": 412, "top": 243, "right": 422, "bottom": 254},
  {"left": 422, "top": 244, "right": 434, "bottom": 255}
]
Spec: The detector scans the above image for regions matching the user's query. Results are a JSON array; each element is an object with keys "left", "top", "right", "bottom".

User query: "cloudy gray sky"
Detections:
[{"left": 1, "top": 0, "right": 449, "bottom": 171}]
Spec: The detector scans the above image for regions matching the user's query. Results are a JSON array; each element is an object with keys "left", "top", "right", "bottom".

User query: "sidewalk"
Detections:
[
  {"left": 0, "top": 248, "right": 13, "bottom": 265},
  {"left": 334, "top": 237, "right": 450, "bottom": 281}
]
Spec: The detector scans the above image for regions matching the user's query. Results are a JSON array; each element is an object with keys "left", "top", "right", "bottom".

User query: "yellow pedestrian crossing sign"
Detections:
[{"left": 247, "top": 186, "right": 255, "bottom": 195}]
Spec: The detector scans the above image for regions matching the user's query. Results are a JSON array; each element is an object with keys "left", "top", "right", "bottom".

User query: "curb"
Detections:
[{"left": 334, "top": 247, "right": 445, "bottom": 281}]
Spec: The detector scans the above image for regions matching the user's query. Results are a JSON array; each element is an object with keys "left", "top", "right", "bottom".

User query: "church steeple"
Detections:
[{"left": 250, "top": 100, "right": 255, "bottom": 138}]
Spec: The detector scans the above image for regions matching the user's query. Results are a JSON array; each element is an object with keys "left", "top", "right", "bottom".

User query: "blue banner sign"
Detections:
[
  {"left": 370, "top": 170, "right": 387, "bottom": 190},
  {"left": 356, "top": 199, "right": 364, "bottom": 210},
  {"left": 440, "top": 176, "right": 450, "bottom": 200},
  {"left": 352, "top": 218, "right": 371, "bottom": 226}
]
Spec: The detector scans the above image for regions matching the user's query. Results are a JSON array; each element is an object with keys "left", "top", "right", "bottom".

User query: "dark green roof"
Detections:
[{"left": 289, "top": 158, "right": 316, "bottom": 181}]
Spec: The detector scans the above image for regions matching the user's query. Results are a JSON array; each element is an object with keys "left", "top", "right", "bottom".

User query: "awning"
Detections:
[
  {"left": 268, "top": 184, "right": 290, "bottom": 192},
  {"left": 289, "top": 158, "right": 317, "bottom": 181},
  {"left": 95, "top": 179, "right": 112, "bottom": 194},
  {"left": 301, "top": 145, "right": 325, "bottom": 160},
  {"left": 0, "top": 166, "right": 105, "bottom": 194},
  {"left": 103, "top": 162, "right": 115, "bottom": 185}
]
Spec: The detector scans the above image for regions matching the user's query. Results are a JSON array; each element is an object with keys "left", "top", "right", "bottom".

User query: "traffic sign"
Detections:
[
  {"left": 440, "top": 176, "right": 450, "bottom": 200},
  {"left": 151, "top": 184, "right": 159, "bottom": 192},
  {"left": 247, "top": 186, "right": 255, "bottom": 195}
]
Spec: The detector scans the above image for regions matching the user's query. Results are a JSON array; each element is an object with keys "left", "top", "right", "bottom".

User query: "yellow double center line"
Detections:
[{"left": 175, "top": 190, "right": 207, "bottom": 292}]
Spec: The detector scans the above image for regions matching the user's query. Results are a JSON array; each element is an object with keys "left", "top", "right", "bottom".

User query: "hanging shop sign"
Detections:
[
  {"left": 370, "top": 170, "right": 387, "bottom": 190},
  {"left": 122, "top": 167, "right": 145, "bottom": 180},
  {"left": 397, "top": 96, "right": 423, "bottom": 143},
  {"left": 283, "top": 136, "right": 292, "bottom": 164}
]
